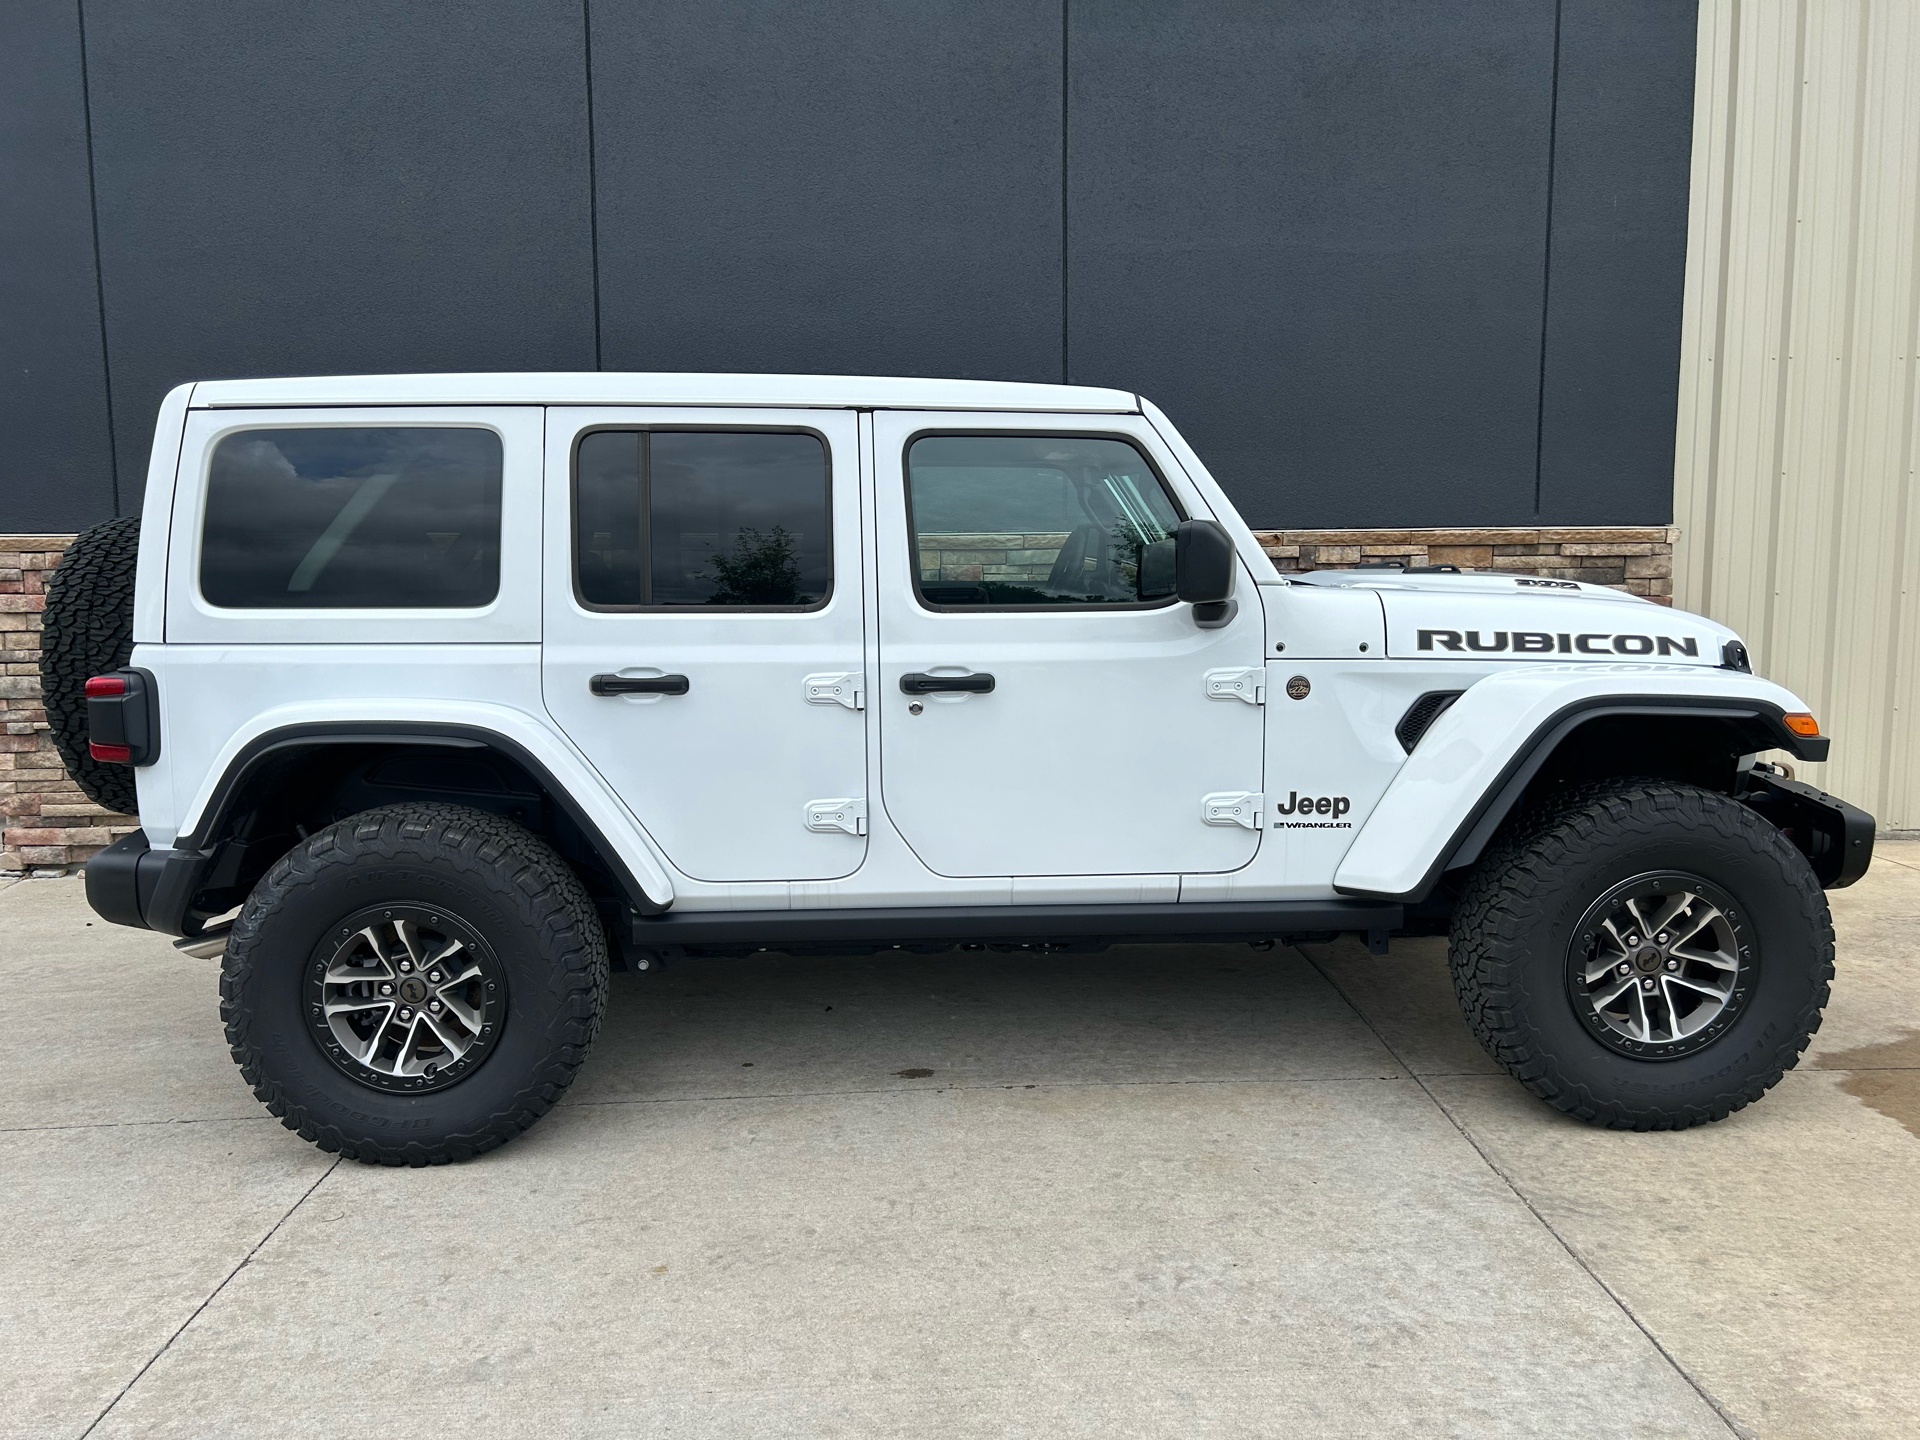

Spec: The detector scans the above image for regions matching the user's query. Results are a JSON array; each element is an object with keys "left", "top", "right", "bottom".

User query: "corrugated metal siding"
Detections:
[{"left": 1676, "top": 0, "right": 1920, "bottom": 830}]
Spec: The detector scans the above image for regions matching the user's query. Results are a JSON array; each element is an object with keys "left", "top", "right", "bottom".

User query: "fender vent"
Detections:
[{"left": 1396, "top": 690, "right": 1464, "bottom": 753}]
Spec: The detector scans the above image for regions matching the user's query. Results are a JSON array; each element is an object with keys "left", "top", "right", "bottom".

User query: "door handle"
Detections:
[
  {"left": 591, "top": 673, "right": 690, "bottom": 696},
  {"left": 899, "top": 672, "right": 995, "bottom": 694}
]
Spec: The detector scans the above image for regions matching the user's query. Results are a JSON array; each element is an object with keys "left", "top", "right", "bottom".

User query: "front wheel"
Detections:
[
  {"left": 220, "top": 804, "right": 609, "bottom": 1165},
  {"left": 1449, "top": 780, "right": 1833, "bottom": 1129}
]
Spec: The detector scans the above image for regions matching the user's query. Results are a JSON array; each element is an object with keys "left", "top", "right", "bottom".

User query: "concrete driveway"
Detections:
[{"left": 4, "top": 845, "right": 1915, "bottom": 1439}]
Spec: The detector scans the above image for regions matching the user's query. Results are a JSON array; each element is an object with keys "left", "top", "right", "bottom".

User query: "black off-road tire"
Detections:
[
  {"left": 220, "top": 804, "right": 609, "bottom": 1165},
  {"left": 1449, "top": 779, "right": 1833, "bottom": 1130},
  {"left": 39, "top": 516, "right": 141, "bottom": 816}
]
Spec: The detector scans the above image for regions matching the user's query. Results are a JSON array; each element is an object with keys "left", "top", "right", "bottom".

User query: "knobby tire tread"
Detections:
[
  {"left": 220, "top": 804, "right": 610, "bottom": 1166},
  {"left": 1448, "top": 778, "right": 1833, "bottom": 1130},
  {"left": 38, "top": 516, "right": 141, "bottom": 816}
]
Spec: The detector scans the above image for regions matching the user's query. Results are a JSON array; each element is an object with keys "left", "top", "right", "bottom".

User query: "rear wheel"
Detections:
[
  {"left": 1449, "top": 780, "right": 1832, "bottom": 1129},
  {"left": 220, "top": 803, "right": 609, "bottom": 1164}
]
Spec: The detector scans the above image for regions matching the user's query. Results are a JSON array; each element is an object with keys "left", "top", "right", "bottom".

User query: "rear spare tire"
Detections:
[{"left": 39, "top": 516, "right": 141, "bottom": 816}]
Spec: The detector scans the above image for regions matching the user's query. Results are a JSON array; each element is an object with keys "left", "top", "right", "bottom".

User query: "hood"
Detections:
[{"left": 1288, "top": 569, "right": 1743, "bottom": 664}]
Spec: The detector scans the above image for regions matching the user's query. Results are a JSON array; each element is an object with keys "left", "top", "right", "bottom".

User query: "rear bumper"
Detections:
[{"left": 84, "top": 829, "right": 212, "bottom": 937}]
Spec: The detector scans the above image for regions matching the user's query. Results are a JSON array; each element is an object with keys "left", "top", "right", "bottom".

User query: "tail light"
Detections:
[{"left": 85, "top": 669, "right": 159, "bottom": 766}]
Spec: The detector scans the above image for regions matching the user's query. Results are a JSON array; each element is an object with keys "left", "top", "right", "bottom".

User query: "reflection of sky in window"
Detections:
[
  {"left": 201, "top": 427, "right": 501, "bottom": 608},
  {"left": 907, "top": 436, "right": 1177, "bottom": 534}
]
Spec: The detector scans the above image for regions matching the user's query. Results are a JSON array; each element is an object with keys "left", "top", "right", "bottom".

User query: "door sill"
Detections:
[{"left": 630, "top": 898, "right": 1399, "bottom": 950}]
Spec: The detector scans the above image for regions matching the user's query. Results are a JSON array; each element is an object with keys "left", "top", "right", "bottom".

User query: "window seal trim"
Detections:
[
  {"left": 194, "top": 421, "right": 508, "bottom": 613},
  {"left": 567, "top": 423, "right": 836, "bottom": 615},
  {"left": 900, "top": 427, "right": 1190, "bottom": 615}
]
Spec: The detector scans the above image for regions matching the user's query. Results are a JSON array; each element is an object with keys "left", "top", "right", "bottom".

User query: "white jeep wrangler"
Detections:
[{"left": 46, "top": 373, "right": 1873, "bottom": 1165}]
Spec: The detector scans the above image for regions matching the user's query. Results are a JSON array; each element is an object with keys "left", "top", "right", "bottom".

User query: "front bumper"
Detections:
[
  {"left": 1741, "top": 768, "right": 1875, "bottom": 888},
  {"left": 85, "top": 829, "right": 213, "bottom": 937}
]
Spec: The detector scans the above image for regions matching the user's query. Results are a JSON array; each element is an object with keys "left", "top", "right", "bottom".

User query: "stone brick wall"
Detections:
[
  {"left": 918, "top": 532, "right": 1074, "bottom": 585},
  {"left": 920, "top": 526, "right": 1677, "bottom": 602},
  {"left": 1251, "top": 527, "right": 1675, "bottom": 603},
  {"left": 0, "top": 523, "right": 1675, "bottom": 872},
  {"left": 0, "top": 536, "right": 138, "bottom": 873}
]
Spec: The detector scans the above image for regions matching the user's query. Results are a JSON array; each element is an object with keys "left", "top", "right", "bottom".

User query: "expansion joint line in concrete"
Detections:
[
  {"left": 77, "top": 1157, "right": 341, "bottom": 1438},
  {"left": 1297, "top": 948, "right": 1750, "bottom": 1440},
  {"left": 561, "top": 1072, "right": 1416, "bottom": 1111},
  {"left": 0, "top": 1114, "right": 273, "bottom": 1135}
]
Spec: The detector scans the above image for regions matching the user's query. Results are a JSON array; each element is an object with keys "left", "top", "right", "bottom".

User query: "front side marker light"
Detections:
[{"left": 1783, "top": 712, "right": 1820, "bottom": 738}]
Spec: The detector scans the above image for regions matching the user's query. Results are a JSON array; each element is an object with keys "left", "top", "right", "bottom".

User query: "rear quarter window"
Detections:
[{"left": 199, "top": 427, "right": 502, "bottom": 608}]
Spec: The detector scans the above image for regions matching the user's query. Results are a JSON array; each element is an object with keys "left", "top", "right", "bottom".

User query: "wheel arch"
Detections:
[
  {"left": 1336, "top": 685, "right": 1837, "bottom": 905},
  {"left": 174, "top": 720, "right": 673, "bottom": 925}
]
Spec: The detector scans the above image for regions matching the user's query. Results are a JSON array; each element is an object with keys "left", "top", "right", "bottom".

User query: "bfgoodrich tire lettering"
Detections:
[
  {"left": 220, "top": 804, "right": 609, "bottom": 1165},
  {"left": 1449, "top": 780, "right": 1833, "bottom": 1130}
]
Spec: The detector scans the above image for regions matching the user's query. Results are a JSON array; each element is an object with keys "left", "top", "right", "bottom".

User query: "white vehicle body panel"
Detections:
[
  {"left": 538, "top": 409, "right": 868, "bottom": 884},
  {"left": 869, "top": 409, "right": 1269, "bottom": 878},
  {"left": 1377, "top": 589, "right": 1734, "bottom": 663},
  {"left": 134, "top": 383, "right": 195, "bottom": 644},
  {"left": 192, "top": 372, "right": 1138, "bottom": 415},
  {"left": 1261, "top": 584, "right": 1386, "bottom": 660},
  {"left": 164, "top": 406, "right": 544, "bottom": 646},
  {"left": 1334, "top": 665, "right": 1811, "bottom": 898},
  {"left": 133, "top": 648, "right": 676, "bottom": 908}
]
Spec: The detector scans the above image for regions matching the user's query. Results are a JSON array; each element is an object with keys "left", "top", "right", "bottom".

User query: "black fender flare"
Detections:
[
  {"left": 1337, "top": 695, "right": 1844, "bottom": 904},
  {"left": 170, "top": 721, "right": 669, "bottom": 925}
]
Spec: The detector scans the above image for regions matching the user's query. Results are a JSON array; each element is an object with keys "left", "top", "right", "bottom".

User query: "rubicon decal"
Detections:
[{"left": 1417, "top": 629, "right": 1700, "bottom": 657}]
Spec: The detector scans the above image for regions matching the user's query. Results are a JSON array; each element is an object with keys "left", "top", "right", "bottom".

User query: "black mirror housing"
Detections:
[
  {"left": 1136, "top": 537, "right": 1178, "bottom": 600},
  {"left": 1174, "top": 520, "right": 1236, "bottom": 603}
]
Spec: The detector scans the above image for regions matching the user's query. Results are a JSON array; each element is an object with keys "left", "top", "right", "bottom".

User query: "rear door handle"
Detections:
[
  {"left": 591, "top": 673, "right": 690, "bottom": 696},
  {"left": 899, "top": 672, "right": 995, "bottom": 694}
]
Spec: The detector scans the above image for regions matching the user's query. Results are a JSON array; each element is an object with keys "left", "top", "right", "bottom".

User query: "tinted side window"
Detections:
[
  {"left": 200, "top": 427, "right": 502, "bottom": 608},
  {"left": 575, "top": 431, "right": 830, "bottom": 608},
  {"left": 906, "top": 435, "right": 1182, "bottom": 607}
]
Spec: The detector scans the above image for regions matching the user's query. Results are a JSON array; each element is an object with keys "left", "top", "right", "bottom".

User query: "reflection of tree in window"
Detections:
[{"left": 698, "top": 526, "right": 814, "bottom": 606}]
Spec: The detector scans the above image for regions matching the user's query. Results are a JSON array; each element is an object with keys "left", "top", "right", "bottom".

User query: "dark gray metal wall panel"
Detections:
[
  {"left": 0, "top": 0, "right": 115, "bottom": 531},
  {"left": 1068, "top": 0, "right": 1559, "bottom": 530},
  {"left": 5, "top": 3, "right": 1700, "bottom": 534},
  {"left": 84, "top": 1, "right": 597, "bottom": 506},
  {"left": 590, "top": 0, "right": 1062, "bottom": 382},
  {"left": 1536, "top": 0, "right": 1696, "bottom": 525}
]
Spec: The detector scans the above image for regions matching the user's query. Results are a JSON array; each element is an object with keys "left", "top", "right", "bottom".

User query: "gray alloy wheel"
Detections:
[
  {"left": 1568, "top": 873, "right": 1755, "bottom": 1059},
  {"left": 306, "top": 904, "right": 508, "bottom": 1094}
]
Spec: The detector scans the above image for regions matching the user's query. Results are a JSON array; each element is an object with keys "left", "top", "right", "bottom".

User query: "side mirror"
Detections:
[
  {"left": 1136, "top": 537, "right": 1178, "bottom": 600},
  {"left": 1174, "top": 520, "right": 1235, "bottom": 603}
]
